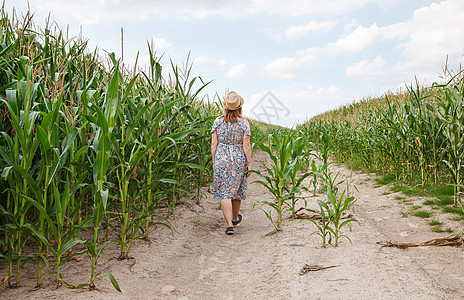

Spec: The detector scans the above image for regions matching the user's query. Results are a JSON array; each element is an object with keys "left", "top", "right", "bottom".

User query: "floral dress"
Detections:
[{"left": 211, "top": 117, "right": 251, "bottom": 200}]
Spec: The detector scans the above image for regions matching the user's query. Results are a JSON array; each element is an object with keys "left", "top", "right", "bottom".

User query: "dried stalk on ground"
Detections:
[
  {"left": 295, "top": 207, "right": 352, "bottom": 220},
  {"left": 299, "top": 264, "right": 340, "bottom": 275},
  {"left": 378, "top": 236, "right": 464, "bottom": 249}
]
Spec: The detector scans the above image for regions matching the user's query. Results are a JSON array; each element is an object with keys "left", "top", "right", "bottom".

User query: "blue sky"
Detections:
[{"left": 6, "top": 0, "right": 464, "bottom": 127}]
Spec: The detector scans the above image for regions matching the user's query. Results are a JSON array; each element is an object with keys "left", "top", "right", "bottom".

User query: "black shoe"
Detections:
[{"left": 232, "top": 214, "right": 242, "bottom": 226}]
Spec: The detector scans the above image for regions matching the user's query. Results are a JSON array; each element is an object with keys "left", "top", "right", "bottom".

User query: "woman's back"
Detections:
[
  {"left": 213, "top": 117, "right": 250, "bottom": 145},
  {"left": 210, "top": 90, "right": 252, "bottom": 235}
]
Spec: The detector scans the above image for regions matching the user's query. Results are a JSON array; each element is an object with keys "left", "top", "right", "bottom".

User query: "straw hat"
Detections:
[{"left": 224, "top": 91, "right": 244, "bottom": 110}]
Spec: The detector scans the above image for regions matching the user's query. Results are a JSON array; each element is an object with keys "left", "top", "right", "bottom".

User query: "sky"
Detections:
[{"left": 6, "top": 0, "right": 464, "bottom": 127}]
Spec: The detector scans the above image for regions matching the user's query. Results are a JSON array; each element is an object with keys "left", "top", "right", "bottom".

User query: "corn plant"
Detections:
[
  {"left": 21, "top": 179, "right": 90, "bottom": 285},
  {"left": 435, "top": 75, "right": 464, "bottom": 206},
  {"left": 308, "top": 160, "right": 328, "bottom": 196},
  {"left": 288, "top": 134, "right": 311, "bottom": 218},
  {"left": 251, "top": 131, "right": 302, "bottom": 235},
  {"left": 309, "top": 187, "right": 359, "bottom": 247},
  {"left": 307, "top": 200, "right": 332, "bottom": 248},
  {"left": 83, "top": 66, "right": 121, "bottom": 291},
  {"left": 1, "top": 56, "right": 41, "bottom": 286},
  {"left": 0, "top": 7, "right": 225, "bottom": 292},
  {"left": 301, "top": 67, "right": 464, "bottom": 209}
]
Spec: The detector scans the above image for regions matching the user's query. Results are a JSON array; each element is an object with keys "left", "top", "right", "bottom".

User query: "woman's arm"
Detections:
[
  {"left": 211, "top": 131, "right": 218, "bottom": 164},
  {"left": 242, "top": 120, "right": 252, "bottom": 176}
]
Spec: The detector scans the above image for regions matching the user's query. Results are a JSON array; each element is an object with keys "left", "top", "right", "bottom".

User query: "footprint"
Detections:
[
  {"left": 199, "top": 255, "right": 207, "bottom": 265},
  {"left": 161, "top": 285, "right": 176, "bottom": 295},
  {"left": 199, "top": 267, "right": 217, "bottom": 280}
]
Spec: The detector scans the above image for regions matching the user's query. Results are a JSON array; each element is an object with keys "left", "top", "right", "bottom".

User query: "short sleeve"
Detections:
[
  {"left": 239, "top": 119, "right": 251, "bottom": 136},
  {"left": 211, "top": 117, "right": 224, "bottom": 133}
]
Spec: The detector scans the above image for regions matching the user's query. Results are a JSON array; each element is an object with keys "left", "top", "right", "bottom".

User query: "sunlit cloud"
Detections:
[
  {"left": 19, "top": 0, "right": 401, "bottom": 25},
  {"left": 226, "top": 63, "right": 245, "bottom": 78},
  {"left": 152, "top": 37, "right": 172, "bottom": 50},
  {"left": 193, "top": 56, "right": 226, "bottom": 68},
  {"left": 286, "top": 21, "right": 336, "bottom": 39},
  {"left": 263, "top": 57, "right": 298, "bottom": 79}
]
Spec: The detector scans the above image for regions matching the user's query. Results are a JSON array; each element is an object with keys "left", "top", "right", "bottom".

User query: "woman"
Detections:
[{"left": 211, "top": 91, "right": 252, "bottom": 235}]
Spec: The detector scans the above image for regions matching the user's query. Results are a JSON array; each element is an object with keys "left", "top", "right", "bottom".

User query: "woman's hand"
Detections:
[{"left": 246, "top": 164, "right": 252, "bottom": 178}]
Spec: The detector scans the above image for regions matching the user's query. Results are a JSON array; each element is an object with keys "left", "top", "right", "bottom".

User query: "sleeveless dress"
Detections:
[{"left": 211, "top": 117, "right": 251, "bottom": 200}]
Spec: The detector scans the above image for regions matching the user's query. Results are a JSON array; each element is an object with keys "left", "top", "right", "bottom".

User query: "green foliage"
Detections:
[
  {"left": 301, "top": 68, "right": 464, "bottom": 210},
  {"left": 392, "top": 184, "right": 423, "bottom": 196},
  {"left": 436, "top": 196, "right": 454, "bottom": 206},
  {"left": 251, "top": 131, "right": 309, "bottom": 235},
  {"left": 427, "top": 219, "right": 443, "bottom": 226},
  {"left": 430, "top": 185, "right": 455, "bottom": 197},
  {"left": 308, "top": 202, "right": 332, "bottom": 248},
  {"left": 375, "top": 174, "right": 396, "bottom": 185},
  {"left": 423, "top": 200, "right": 436, "bottom": 206},
  {"left": 412, "top": 210, "right": 433, "bottom": 218},
  {"left": 442, "top": 206, "right": 464, "bottom": 216},
  {"left": 0, "top": 9, "right": 219, "bottom": 290},
  {"left": 308, "top": 187, "right": 359, "bottom": 247}
]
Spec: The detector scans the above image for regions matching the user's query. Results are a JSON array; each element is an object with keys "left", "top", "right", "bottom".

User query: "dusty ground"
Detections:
[{"left": 1, "top": 150, "right": 464, "bottom": 299}]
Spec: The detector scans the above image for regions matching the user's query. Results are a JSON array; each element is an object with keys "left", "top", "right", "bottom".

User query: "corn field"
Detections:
[
  {"left": 0, "top": 9, "right": 235, "bottom": 290},
  {"left": 5, "top": 3, "right": 463, "bottom": 293},
  {"left": 300, "top": 69, "right": 464, "bottom": 207}
]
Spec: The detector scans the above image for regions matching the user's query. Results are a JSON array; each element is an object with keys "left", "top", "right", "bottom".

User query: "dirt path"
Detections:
[{"left": 1, "top": 150, "right": 464, "bottom": 299}]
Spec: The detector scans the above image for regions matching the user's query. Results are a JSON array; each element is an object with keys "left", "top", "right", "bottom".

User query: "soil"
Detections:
[{"left": 1, "top": 150, "right": 464, "bottom": 299}]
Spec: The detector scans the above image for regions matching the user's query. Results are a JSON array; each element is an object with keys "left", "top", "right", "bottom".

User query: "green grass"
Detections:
[
  {"left": 375, "top": 173, "right": 396, "bottom": 185},
  {"left": 382, "top": 191, "right": 391, "bottom": 195},
  {"left": 435, "top": 195, "right": 454, "bottom": 206},
  {"left": 423, "top": 200, "right": 435, "bottom": 206},
  {"left": 422, "top": 196, "right": 453, "bottom": 207},
  {"left": 431, "top": 226, "right": 453, "bottom": 233},
  {"left": 394, "top": 195, "right": 407, "bottom": 200},
  {"left": 412, "top": 210, "right": 432, "bottom": 218},
  {"left": 430, "top": 185, "right": 455, "bottom": 197},
  {"left": 431, "top": 226, "right": 443, "bottom": 232},
  {"left": 442, "top": 206, "right": 464, "bottom": 216},
  {"left": 411, "top": 205, "right": 422, "bottom": 210},
  {"left": 427, "top": 219, "right": 443, "bottom": 226},
  {"left": 393, "top": 184, "right": 422, "bottom": 196},
  {"left": 449, "top": 216, "right": 464, "bottom": 221},
  {"left": 390, "top": 184, "right": 454, "bottom": 199}
]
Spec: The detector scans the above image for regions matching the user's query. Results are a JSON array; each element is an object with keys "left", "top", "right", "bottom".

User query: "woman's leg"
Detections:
[
  {"left": 221, "top": 198, "right": 233, "bottom": 227},
  {"left": 232, "top": 199, "right": 241, "bottom": 221}
]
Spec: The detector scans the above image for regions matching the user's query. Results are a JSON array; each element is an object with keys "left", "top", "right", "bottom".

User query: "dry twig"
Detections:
[
  {"left": 299, "top": 264, "right": 340, "bottom": 275},
  {"left": 295, "top": 207, "right": 352, "bottom": 220},
  {"left": 378, "top": 235, "right": 464, "bottom": 249}
]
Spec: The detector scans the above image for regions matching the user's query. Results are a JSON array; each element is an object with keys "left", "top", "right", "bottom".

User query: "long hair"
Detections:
[{"left": 223, "top": 107, "right": 242, "bottom": 123}]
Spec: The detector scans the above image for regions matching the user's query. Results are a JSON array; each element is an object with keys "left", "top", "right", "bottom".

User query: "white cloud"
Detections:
[
  {"left": 263, "top": 57, "right": 298, "bottom": 79},
  {"left": 260, "top": 28, "right": 283, "bottom": 42},
  {"left": 399, "top": 0, "right": 464, "bottom": 69},
  {"left": 317, "top": 85, "right": 340, "bottom": 95},
  {"left": 264, "top": 0, "right": 464, "bottom": 88},
  {"left": 152, "top": 37, "right": 172, "bottom": 50},
  {"left": 245, "top": 86, "right": 345, "bottom": 127},
  {"left": 248, "top": 0, "right": 393, "bottom": 17},
  {"left": 345, "top": 55, "right": 386, "bottom": 77},
  {"left": 327, "top": 23, "right": 380, "bottom": 54},
  {"left": 193, "top": 56, "right": 226, "bottom": 69},
  {"left": 226, "top": 63, "right": 245, "bottom": 78},
  {"left": 286, "top": 21, "right": 335, "bottom": 38},
  {"left": 17, "top": 0, "right": 401, "bottom": 25},
  {"left": 342, "top": 0, "right": 464, "bottom": 86}
]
